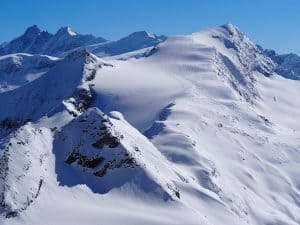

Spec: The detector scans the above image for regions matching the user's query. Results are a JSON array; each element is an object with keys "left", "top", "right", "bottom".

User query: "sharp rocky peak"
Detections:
[
  {"left": 64, "top": 49, "right": 98, "bottom": 62},
  {"left": 23, "top": 25, "right": 41, "bottom": 37},
  {"left": 55, "top": 26, "right": 77, "bottom": 37}
]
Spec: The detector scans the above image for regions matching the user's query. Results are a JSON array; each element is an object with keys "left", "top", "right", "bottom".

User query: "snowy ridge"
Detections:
[
  {"left": 0, "top": 24, "right": 300, "bottom": 225},
  {"left": 0, "top": 53, "right": 59, "bottom": 93},
  {"left": 0, "top": 50, "right": 108, "bottom": 123},
  {"left": 191, "top": 24, "right": 276, "bottom": 102},
  {"left": 54, "top": 108, "right": 180, "bottom": 199},
  {"left": 86, "top": 31, "right": 167, "bottom": 57}
]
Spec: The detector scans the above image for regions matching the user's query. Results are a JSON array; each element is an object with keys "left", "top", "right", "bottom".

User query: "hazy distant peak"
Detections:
[{"left": 55, "top": 26, "right": 77, "bottom": 37}]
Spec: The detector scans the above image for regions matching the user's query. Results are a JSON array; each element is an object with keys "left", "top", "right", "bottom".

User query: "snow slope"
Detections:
[
  {"left": 0, "top": 24, "right": 299, "bottom": 225},
  {"left": 0, "top": 53, "right": 58, "bottom": 93}
]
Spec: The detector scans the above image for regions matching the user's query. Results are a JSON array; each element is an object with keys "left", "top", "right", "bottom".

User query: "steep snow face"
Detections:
[
  {"left": 189, "top": 23, "right": 276, "bottom": 101},
  {"left": 0, "top": 24, "right": 300, "bottom": 225},
  {"left": 0, "top": 53, "right": 59, "bottom": 93},
  {"left": 0, "top": 124, "right": 53, "bottom": 217}
]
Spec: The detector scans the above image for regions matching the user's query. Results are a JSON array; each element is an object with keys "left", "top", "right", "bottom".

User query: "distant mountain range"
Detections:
[{"left": 0, "top": 25, "right": 166, "bottom": 57}]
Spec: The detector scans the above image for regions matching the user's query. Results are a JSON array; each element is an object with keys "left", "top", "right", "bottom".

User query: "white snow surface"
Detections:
[
  {"left": 0, "top": 24, "right": 300, "bottom": 225},
  {"left": 0, "top": 53, "right": 59, "bottom": 93}
]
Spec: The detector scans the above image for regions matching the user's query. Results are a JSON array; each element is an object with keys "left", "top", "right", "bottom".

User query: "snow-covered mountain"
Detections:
[
  {"left": 0, "top": 53, "right": 58, "bottom": 93},
  {"left": 85, "top": 31, "right": 167, "bottom": 57},
  {"left": 0, "top": 25, "right": 106, "bottom": 56},
  {"left": 0, "top": 25, "right": 53, "bottom": 55},
  {"left": 0, "top": 26, "right": 166, "bottom": 57},
  {"left": 43, "top": 27, "right": 106, "bottom": 56},
  {"left": 0, "top": 24, "right": 300, "bottom": 225},
  {"left": 263, "top": 48, "right": 300, "bottom": 80}
]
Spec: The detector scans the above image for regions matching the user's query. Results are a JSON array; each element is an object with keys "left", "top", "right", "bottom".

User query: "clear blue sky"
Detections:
[{"left": 0, "top": 0, "right": 299, "bottom": 54}]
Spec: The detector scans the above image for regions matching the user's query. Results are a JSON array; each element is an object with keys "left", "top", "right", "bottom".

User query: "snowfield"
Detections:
[{"left": 0, "top": 24, "right": 300, "bottom": 225}]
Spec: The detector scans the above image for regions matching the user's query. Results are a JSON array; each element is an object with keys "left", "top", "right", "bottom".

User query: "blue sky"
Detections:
[{"left": 0, "top": 0, "right": 299, "bottom": 54}]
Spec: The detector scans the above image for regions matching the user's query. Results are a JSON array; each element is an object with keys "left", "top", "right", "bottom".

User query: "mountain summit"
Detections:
[
  {"left": 23, "top": 25, "right": 41, "bottom": 37},
  {"left": 56, "top": 26, "right": 78, "bottom": 36},
  {"left": 0, "top": 25, "right": 52, "bottom": 55}
]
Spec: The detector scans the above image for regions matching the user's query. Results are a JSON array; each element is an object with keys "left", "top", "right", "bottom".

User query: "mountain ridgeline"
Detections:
[{"left": 0, "top": 25, "right": 166, "bottom": 57}]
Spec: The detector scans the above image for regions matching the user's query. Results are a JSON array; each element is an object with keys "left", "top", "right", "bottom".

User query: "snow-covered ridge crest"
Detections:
[
  {"left": 0, "top": 25, "right": 106, "bottom": 56},
  {"left": 0, "top": 53, "right": 59, "bottom": 93},
  {"left": 0, "top": 106, "right": 181, "bottom": 217},
  {"left": 0, "top": 49, "right": 110, "bottom": 129},
  {"left": 54, "top": 108, "right": 180, "bottom": 198},
  {"left": 188, "top": 23, "right": 276, "bottom": 102}
]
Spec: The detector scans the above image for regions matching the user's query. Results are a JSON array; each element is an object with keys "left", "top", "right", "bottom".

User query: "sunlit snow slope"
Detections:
[{"left": 0, "top": 24, "right": 299, "bottom": 225}]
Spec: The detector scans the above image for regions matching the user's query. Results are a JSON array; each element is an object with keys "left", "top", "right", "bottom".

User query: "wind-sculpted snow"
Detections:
[{"left": 0, "top": 24, "right": 300, "bottom": 225}]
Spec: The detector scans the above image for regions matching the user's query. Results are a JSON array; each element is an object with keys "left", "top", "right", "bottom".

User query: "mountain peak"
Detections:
[
  {"left": 23, "top": 25, "right": 41, "bottom": 37},
  {"left": 220, "top": 23, "right": 243, "bottom": 37},
  {"left": 64, "top": 48, "right": 97, "bottom": 62},
  {"left": 128, "top": 31, "right": 154, "bottom": 38},
  {"left": 55, "top": 26, "right": 77, "bottom": 37},
  {"left": 124, "top": 31, "right": 165, "bottom": 41}
]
